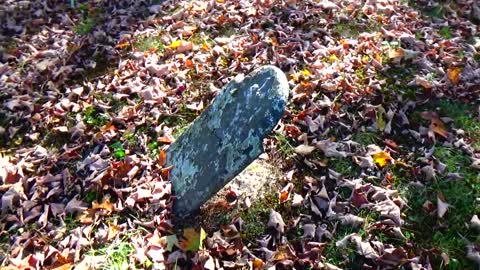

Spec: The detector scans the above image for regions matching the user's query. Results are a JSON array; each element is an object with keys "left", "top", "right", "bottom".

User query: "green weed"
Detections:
[
  {"left": 275, "top": 133, "right": 295, "bottom": 158},
  {"left": 334, "top": 23, "right": 360, "bottom": 38},
  {"left": 110, "top": 141, "right": 126, "bottom": 159},
  {"left": 439, "top": 26, "right": 452, "bottom": 39},
  {"left": 83, "top": 106, "right": 109, "bottom": 127},
  {"left": 64, "top": 214, "right": 80, "bottom": 232}
]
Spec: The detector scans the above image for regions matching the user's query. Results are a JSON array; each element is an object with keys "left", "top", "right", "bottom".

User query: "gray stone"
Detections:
[{"left": 166, "top": 65, "right": 289, "bottom": 217}]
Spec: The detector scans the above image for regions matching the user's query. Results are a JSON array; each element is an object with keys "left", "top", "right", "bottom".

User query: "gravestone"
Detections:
[{"left": 166, "top": 65, "right": 289, "bottom": 217}]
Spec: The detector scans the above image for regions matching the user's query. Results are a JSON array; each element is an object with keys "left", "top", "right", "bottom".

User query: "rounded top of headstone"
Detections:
[{"left": 252, "top": 65, "right": 290, "bottom": 101}]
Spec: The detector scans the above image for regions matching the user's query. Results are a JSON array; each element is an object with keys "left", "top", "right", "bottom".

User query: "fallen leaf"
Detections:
[
  {"left": 447, "top": 67, "right": 462, "bottom": 85},
  {"left": 294, "top": 144, "right": 315, "bottom": 155},
  {"left": 92, "top": 196, "right": 114, "bottom": 215},
  {"left": 279, "top": 183, "right": 293, "bottom": 203},
  {"left": 437, "top": 194, "right": 450, "bottom": 218},
  {"left": 372, "top": 151, "right": 393, "bottom": 168},
  {"left": 471, "top": 215, "right": 480, "bottom": 230},
  {"left": 179, "top": 228, "right": 207, "bottom": 251},
  {"left": 252, "top": 258, "right": 264, "bottom": 269},
  {"left": 268, "top": 209, "right": 285, "bottom": 234},
  {"left": 431, "top": 117, "right": 449, "bottom": 138},
  {"left": 161, "top": 235, "right": 180, "bottom": 252}
]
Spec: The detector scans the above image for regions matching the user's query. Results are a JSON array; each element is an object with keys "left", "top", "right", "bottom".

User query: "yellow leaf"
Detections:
[
  {"left": 372, "top": 151, "right": 392, "bottom": 168},
  {"left": 301, "top": 69, "right": 311, "bottom": 77},
  {"left": 201, "top": 43, "right": 210, "bottom": 51},
  {"left": 329, "top": 54, "right": 338, "bottom": 62},
  {"left": 169, "top": 40, "right": 183, "bottom": 49},
  {"left": 179, "top": 228, "right": 207, "bottom": 251},
  {"left": 447, "top": 67, "right": 462, "bottom": 85}
]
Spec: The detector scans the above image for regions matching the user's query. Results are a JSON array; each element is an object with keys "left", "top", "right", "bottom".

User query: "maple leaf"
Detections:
[{"left": 179, "top": 228, "right": 207, "bottom": 251}]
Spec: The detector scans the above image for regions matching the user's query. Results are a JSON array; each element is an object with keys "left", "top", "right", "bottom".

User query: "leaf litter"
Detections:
[{"left": 1, "top": 0, "right": 480, "bottom": 269}]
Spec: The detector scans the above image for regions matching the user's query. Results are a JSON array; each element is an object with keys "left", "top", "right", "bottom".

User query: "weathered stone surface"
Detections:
[{"left": 166, "top": 65, "right": 289, "bottom": 217}]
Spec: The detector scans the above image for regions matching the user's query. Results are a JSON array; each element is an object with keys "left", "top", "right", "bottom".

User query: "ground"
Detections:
[{"left": 0, "top": 0, "right": 480, "bottom": 269}]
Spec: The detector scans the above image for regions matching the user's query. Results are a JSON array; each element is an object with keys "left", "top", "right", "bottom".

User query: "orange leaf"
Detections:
[
  {"left": 447, "top": 67, "right": 462, "bottom": 85},
  {"left": 279, "top": 183, "right": 293, "bottom": 203},
  {"left": 253, "top": 258, "right": 265, "bottom": 269},
  {"left": 201, "top": 43, "right": 210, "bottom": 51},
  {"left": 158, "top": 136, "right": 173, "bottom": 144},
  {"left": 158, "top": 150, "right": 167, "bottom": 167},
  {"left": 388, "top": 48, "right": 404, "bottom": 59},
  {"left": 92, "top": 196, "right": 114, "bottom": 215},
  {"left": 52, "top": 263, "right": 73, "bottom": 270},
  {"left": 185, "top": 59, "right": 194, "bottom": 68}
]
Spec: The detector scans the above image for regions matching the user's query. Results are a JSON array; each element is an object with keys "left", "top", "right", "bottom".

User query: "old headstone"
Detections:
[{"left": 166, "top": 65, "right": 289, "bottom": 217}]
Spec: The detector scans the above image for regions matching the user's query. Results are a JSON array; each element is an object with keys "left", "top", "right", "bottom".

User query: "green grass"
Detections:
[
  {"left": 393, "top": 146, "right": 479, "bottom": 269},
  {"left": 439, "top": 26, "right": 452, "bottom": 39},
  {"left": 412, "top": 99, "right": 480, "bottom": 150},
  {"left": 240, "top": 199, "right": 272, "bottom": 242},
  {"left": 172, "top": 123, "right": 189, "bottom": 139},
  {"left": 323, "top": 226, "right": 358, "bottom": 267},
  {"left": 334, "top": 23, "right": 360, "bottom": 38},
  {"left": 99, "top": 93, "right": 129, "bottom": 113},
  {"left": 88, "top": 242, "right": 135, "bottom": 270},
  {"left": 330, "top": 158, "right": 359, "bottom": 177},
  {"left": 435, "top": 100, "right": 480, "bottom": 150},
  {"left": 352, "top": 132, "right": 380, "bottom": 145}
]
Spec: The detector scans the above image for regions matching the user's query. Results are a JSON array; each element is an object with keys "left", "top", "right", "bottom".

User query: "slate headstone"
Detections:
[{"left": 166, "top": 65, "right": 289, "bottom": 217}]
